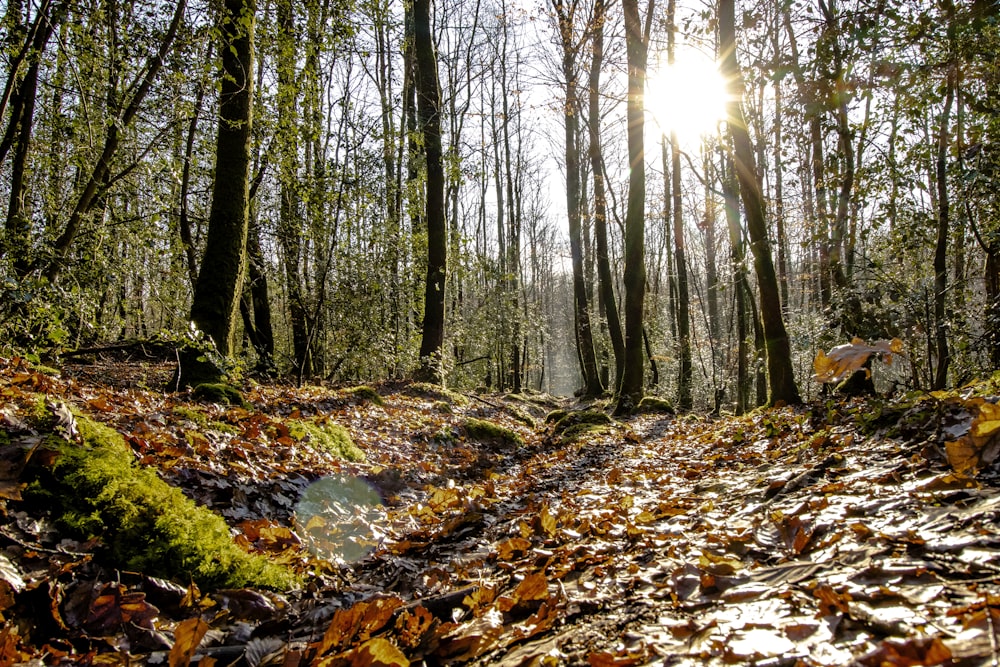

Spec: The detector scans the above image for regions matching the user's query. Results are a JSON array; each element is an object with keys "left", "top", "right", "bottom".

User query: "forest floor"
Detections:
[{"left": 2, "top": 354, "right": 1000, "bottom": 666}]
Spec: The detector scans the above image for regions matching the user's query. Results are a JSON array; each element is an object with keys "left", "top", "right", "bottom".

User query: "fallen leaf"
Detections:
[{"left": 168, "top": 617, "right": 209, "bottom": 667}]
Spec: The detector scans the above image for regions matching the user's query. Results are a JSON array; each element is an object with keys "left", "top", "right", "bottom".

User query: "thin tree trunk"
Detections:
[
  {"left": 933, "top": 63, "right": 955, "bottom": 390},
  {"left": 588, "top": 0, "right": 625, "bottom": 390},
  {"left": 552, "top": 0, "right": 602, "bottom": 397},
  {"left": 720, "top": 0, "right": 800, "bottom": 406}
]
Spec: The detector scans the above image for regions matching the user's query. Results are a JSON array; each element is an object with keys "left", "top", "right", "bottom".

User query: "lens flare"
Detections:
[{"left": 294, "top": 474, "right": 385, "bottom": 563}]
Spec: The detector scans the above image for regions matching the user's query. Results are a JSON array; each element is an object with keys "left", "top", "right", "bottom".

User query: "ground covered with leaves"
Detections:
[{"left": 3, "top": 355, "right": 1000, "bottom": 666}]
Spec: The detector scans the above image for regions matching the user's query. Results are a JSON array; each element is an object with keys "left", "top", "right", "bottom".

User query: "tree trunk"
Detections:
[
  {"left": 552, "top": 0, "right": 602, "bottom": 397},
  {"left": 189, "top": 0, "right": 254, "bottom": 366},
  {"left": 414, "top": 0, "right": 447, "bottom": 383},
  {"left": 720, "top": 149, "right": 749, "bottom": 414},
  {"left": 615, "top": 0, "right": 651, "bottom": 413},
  {"left": 933, "top": 63, "right": 955, "bottom": 390},
  {"left": 720, "top": 0, "right": 800, "bottom": 406},
  {"left": 588, "top": 0, "right": 625, "bottom": 389}
]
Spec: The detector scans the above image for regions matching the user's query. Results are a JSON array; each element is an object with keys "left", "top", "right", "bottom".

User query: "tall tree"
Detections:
[
  {"left": 552, "top": 0, "right": 603, "bottom": 397},
  {"left": 616, "top": 0, "right": 653, "bottom": 413},
  {"left": 933, "top": 0, "right": 958, "bottom": 390},
  {"left": 2, "top": 0, "right": 68, "bottom": 277},
  {"left": 189, "top": 0, "right": 255, "bottom": 365},
  {"left": 587, "top": 0, "right": 625, "bottom": 390},
  {"left": 666, "top": 0, "right": 692, "bottom": 410},
  {"left": 719, "top": 0, "right": 800, "bottom": 405},
  {"left": 414, "top": 0, "right": 447, "bottom": 383}
]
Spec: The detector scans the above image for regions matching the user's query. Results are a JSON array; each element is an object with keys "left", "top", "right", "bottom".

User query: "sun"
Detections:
[{"left": 645, "top": 48, "right": 728, "bottom": 143}]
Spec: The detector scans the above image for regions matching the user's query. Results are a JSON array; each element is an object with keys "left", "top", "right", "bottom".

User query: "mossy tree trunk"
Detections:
[{"left": 190, "top": 0, "right": 254, "bottom": 363}]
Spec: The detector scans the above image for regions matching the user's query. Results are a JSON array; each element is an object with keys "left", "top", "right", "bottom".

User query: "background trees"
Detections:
[{"left": 0, "top": 0, "right": 998, "bottom": 407}]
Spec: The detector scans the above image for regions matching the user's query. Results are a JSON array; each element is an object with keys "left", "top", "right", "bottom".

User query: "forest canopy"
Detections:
[{"left": 1, "top": 0, "right": 999, "bottom": 409}]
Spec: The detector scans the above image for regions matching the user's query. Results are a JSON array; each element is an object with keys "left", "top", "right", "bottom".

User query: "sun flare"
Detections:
[{"left": 645, "top": 49, "right": 729, "bottom": 142}]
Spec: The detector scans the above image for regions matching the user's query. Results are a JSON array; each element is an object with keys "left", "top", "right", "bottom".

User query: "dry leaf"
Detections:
[{"left": 169, "top": 618, "right": 209, "bottom": 667}]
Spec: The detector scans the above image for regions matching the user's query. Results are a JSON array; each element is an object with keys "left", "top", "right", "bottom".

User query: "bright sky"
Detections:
[{"left": 645, "top": 46, "right": 729, "bottom": 145}]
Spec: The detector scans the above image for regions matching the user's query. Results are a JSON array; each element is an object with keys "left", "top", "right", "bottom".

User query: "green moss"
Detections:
[
  {"left": 25, "top": 416, "right": 295, "bottom": 590},
  {"left": 462, "top": 417, "right": 523, "bottom": 447},
  {"left": 405, "top": 382, "right": 469, "bottom": 406},
  {"left": 172, "top": 405, "right": 209, "bottom": 428},
  {"left": 432, "top": 400, "right": 453, "bottom": 414},
  {"left": 635, "top": 397, "right": 675, "bottom": 415},
  {"left": 0, "top": 430, "right": 9, "bottom": 447},
  {"left": 343, "top": 385, "right": 384, "bottom": 406},
  {"left": 172, "top": 405, "right": 237, "bottom": 435},
  {"left": 289, "top": 419, "right": 365, "bottom": 462},
  {"left": 31, "top": 364, "right": 61, "bottom": 376},
  {"left": 550, "top": 409, "right": 615, "bottom": 444},
  {"left": 192, "top": 383, "right": 249, "bottom": 408},
  {"left": 545, "top": 409, "right": 569, "bottom": 424}
]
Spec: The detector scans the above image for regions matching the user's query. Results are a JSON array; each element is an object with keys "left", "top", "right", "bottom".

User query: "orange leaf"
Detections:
[
  {"left": 169, "top": 618, "right": 209, "bottom": 667},
  {"left": 348, "top": 638, "right": 409, "bottom": 667},
  {"left": 513, "top": 572, "right": 549, "bottom": 603}
]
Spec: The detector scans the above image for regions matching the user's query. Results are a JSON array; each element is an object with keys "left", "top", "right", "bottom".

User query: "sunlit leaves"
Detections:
[{"left": 813, "top": 337, "right": 903, "bottom": 384}]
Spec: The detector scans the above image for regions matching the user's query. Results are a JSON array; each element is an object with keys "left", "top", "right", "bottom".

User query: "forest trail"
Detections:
[{"left": 2, "top": 355, "right": 1000, "bottom": 666}]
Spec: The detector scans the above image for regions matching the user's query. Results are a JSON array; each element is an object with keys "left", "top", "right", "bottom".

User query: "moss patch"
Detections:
[
  {"left": 342, "top": 385, "right": 384, "bottom": 406},
  {"left": 290, "top": 419, "right": 365, "bottom": 462},
  {"left": 462, "top": 417, "right": 523, "bottom": 447},
  {"left": 24, "top": 416, "right": 296, "bottom": 590},
  {"left": 635, "top": 397, "right": 675, "bottom": 415},
  {"left": 405, "top": 382, "right": 469, "bottom": 407},
  {"left": 550, "top": 409, "right": 615, "bottom": 444},
  {"left": 192, "top": 383, "right": 249, "bottom": 408}
]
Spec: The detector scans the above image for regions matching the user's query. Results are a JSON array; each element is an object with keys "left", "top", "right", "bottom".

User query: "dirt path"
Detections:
[{"left": 2, "top": 358, "right": 1000, "bottom": 665}]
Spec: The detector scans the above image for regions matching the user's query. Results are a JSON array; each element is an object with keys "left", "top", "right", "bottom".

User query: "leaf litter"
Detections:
[{"left": 2, "top": 356, "right": 1000, "bottom": 664}]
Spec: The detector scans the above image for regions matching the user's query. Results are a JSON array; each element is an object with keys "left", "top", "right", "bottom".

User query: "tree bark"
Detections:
[
  {"left": 588, "top": 0, "right": 625, "bottom": 390},
  {"left": 720, "top": 0, "right": 800, "bottom": 406},
  {"left": 616, "top": 0, "right": 651, "bottom": 413},
  {"left": 414, "top": 0, "right": 447, "bottom": 383},
  {"left": 189, "top": 0, "right": 254, "bottom": 363}
]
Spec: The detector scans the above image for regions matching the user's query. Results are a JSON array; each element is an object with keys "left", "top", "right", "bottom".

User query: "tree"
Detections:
[
  {"left": 414, "top": 0, "right": 447, "bottom": 383},
  {"left": 616, "top": 0, "right": 653, "bottom": 413},
  {"left": 587, "top": 0, "right": 625, "bottom": 390},
  {"left": 188, "top": 0, "right": 255, "bottom": 370},
  {"left": 552, "top": 0, "right": 603, "bottom": 397},
  {"left": 666, "top": 0, "right": 692, "bottom": 411},
  {"left": 719, "top": 0, "right": 800, "bottom": 406},
  {"left": 42, "top": 0, "right": 187, "bottom": 282}
]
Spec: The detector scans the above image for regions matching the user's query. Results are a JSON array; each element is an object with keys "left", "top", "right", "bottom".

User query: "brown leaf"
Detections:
[
  {"left": 349, "top": 638, "right": 409, "bottom": 667},
  {"left": 857, "top": 636, "right": 952, "bottom": 666},
  {"left": 83, "top": 584, "right": 159, "bottom": 635},
  {"left": 317, "top": 597, "right": 404, "bottom": 656},
  {"left": 169, "top": 618, "right": 209, "bottom": 667},
  {"left": 536, "top": 505, "right": 557, "bottom": 538},
  {"left": 813, "top": 584, "right": 851, "bottom": 618}
]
